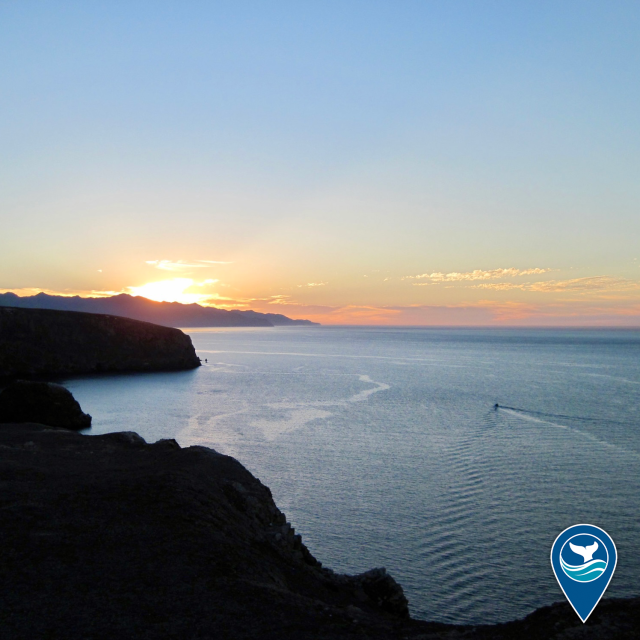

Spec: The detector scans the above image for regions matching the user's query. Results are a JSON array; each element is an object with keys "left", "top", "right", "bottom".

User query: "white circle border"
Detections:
[{"left": 559, "top": 533, "right": 609, "bottom": 583}]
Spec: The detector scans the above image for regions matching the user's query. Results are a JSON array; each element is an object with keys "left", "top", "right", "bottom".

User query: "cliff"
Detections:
[
  {"left": 0, "top": 423, "right": 637, "bottom": 639},
  {"left": 0, "top": 307, "right": 200, "bottom": 378},
  {"left": 0, "top": 380, "right": 92, "bottom": 429},
  {"left": 0, "top": 292, "right": 319, "bottom": 327}
]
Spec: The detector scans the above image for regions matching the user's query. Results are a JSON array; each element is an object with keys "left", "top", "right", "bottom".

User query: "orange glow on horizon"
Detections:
[{"left": 128, "top": 278, "right": 211, "bottom": 304}]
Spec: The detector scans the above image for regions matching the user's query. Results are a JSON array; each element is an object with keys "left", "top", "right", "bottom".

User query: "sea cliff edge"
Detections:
[
  {"left": 0, "top": 306, "right": 200, "bottom": 379},
  {"left": 0, "top": 423, "right": 637, "bottom": 639}
]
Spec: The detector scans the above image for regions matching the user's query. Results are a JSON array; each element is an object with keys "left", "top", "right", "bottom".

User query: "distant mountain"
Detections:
[
  {"left": 0, "top": 292, "right": 319, "bottom": 328},
  {"left": 237, "top": 309, "right": 320, "bottom": 327}
]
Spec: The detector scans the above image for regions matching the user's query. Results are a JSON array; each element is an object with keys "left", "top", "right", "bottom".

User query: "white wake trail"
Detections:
[{"left": 500, "top": 408, "right": 640, "bottom": 461}]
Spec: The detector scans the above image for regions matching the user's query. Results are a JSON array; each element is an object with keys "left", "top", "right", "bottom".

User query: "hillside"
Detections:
[{"left": 0, "top": 292, "right": 318, "bottom": 328}]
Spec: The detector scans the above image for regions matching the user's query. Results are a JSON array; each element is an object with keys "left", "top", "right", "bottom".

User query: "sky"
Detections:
[{"left": 1, "top": 1, "right": 639, "bottom": 325}]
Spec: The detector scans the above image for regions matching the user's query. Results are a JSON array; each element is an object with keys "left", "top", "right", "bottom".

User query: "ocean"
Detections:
[{"left": 63, "top": 326, "right": 640, "bottom": 624}]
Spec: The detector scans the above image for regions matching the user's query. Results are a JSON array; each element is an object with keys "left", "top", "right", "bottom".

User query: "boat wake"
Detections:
[
  {"left": 496, "top": 406, "right": 640, "bottom": 461},
  {"left": 495, "top": 405, "right": 632, "bottom": 428}
]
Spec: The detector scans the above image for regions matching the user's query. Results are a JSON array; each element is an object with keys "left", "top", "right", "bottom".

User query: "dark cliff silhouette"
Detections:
[
  {"left": 0, "top": 422, "right": 637, "bottom": 639},
  {"left": 0, "top": 307, "right": 200, "bottom": 378},
  {"left": 0, "top": 380, "right": 92, "bottom": 429},
  {"left": 0, "top": 292, "right": 319, "bottom": 328}
]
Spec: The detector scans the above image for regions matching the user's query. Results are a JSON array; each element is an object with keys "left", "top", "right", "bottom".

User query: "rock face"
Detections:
[
  {"left": 0, "top": 423, "right": 638, "bottom": 639},
  {"left": 0, "top": 380, "right": 91, "bottom": 429},
  {"left": 0, "top": 306, "right": 200, "bottom": 378},
  {"left": 0, "top": 424, "right": 412, "bottom": 639}
]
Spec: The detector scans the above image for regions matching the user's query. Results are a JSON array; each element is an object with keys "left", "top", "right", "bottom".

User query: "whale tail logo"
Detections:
[
  {"left": 560, "top": 536, "right": 607, "bottom": 583},
  {"left": 569, "top": 541, "right": 598, "bottom": 562}
]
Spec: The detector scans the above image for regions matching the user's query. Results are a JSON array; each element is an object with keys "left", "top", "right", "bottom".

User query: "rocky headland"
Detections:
[
  {"left": 0, "top": 420, "right": 638, "bottom": 639},
  {"left": 0, "top": 306, "right": 201, "bottom": 379}
]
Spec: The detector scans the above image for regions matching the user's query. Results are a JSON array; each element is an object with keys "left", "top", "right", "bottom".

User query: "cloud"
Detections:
[
  {"left": 527, "top": 276, "right": 637, "bottom": 292},
  {"left": 473, "top": 283, "right": 524, "bottom": 291},
  {"left": 474, "top": 276, "right": 639, "bottom": 293},
  {"left": 406, "top": 267, "right": 550, "bottom": 282},
  {"left": 146, "top": 259, "right": 231, "bottom": 272},
  {"left": 297, "top": 282, "right": 327, "bottom": 288},
  {"left": 198, "top": 293, "right": 246, "bottom": 308}
]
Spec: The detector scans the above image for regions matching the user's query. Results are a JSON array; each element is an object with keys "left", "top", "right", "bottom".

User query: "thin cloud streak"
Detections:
[
  {"left": 405, "top": 267, "right": 550, "bottom": 282},
  {"left": 474, "top": 276, "right": 639, "bottom": 293},
  {"left": 146, "top": 259, "right": 232, "bottom": 272}
]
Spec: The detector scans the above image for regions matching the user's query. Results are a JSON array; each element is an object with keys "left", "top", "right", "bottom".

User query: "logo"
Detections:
[{"left": 551, "top": 524, "right": 617, "bottom": 623}]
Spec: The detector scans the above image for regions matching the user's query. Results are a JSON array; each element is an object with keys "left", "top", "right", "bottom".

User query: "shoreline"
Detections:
[{"left": 0, "top": 422, "right": 638, "bottom": 639}]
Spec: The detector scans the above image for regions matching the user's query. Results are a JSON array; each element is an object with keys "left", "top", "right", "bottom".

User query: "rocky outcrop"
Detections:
[
  {"left": 0, "top": 423, "right": 637, "bottom": 639},
  {"left": 0, "top": 423, "right": 411, "bottom": 639},
  {"left": 0, "top": 306, "right": 200, "bottom": 378},
  {"left": 0, "top": 380, "right": 91, "bottom": 429}
]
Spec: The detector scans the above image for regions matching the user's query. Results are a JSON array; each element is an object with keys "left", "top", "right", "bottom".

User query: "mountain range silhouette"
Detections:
[{"left": 0, "top": 292, "right": 318, "bottom": 328}]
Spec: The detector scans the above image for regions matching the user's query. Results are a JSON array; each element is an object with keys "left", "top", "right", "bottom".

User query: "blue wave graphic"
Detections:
[{"left": 560, "top": 557, "right": 607, "bottom": 582}]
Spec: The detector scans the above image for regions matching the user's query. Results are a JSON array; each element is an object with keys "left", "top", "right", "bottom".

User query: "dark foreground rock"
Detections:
[
  {"left": 0, "top": 380, "right": 92, "bottom": 429},
  {"left": 0, "top": 424, "right": 637, "bottom": 639},
  {"left": 0, "top": 306, "right": 200, "bottom": 378}
]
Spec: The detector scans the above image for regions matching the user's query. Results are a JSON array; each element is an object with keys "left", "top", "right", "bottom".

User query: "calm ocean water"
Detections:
[{"left": 64, "top": 327, "right": 640, "bottom": 624}]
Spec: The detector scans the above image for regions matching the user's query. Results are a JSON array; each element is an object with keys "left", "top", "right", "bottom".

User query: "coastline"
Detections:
[
  {"left": 1, "top": 311, "right": 638, "bottom": 637},
  {"left": 0, "top": 422, "right": 638, "bottom": 639}
]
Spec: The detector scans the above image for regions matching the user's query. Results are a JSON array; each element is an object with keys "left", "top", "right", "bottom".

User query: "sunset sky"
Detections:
[{"left": 1, "top": 2, "right": 639, "bottom": 325}]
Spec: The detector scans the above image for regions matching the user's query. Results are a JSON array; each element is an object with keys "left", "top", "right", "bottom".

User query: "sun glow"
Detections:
[{"left": 128, "top": 278, "right": 212, "bottom": 304}]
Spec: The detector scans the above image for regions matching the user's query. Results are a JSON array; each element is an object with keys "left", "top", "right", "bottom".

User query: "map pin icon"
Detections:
[{"left": 550, "top": 524, "right": 617, "bottom": 623}]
